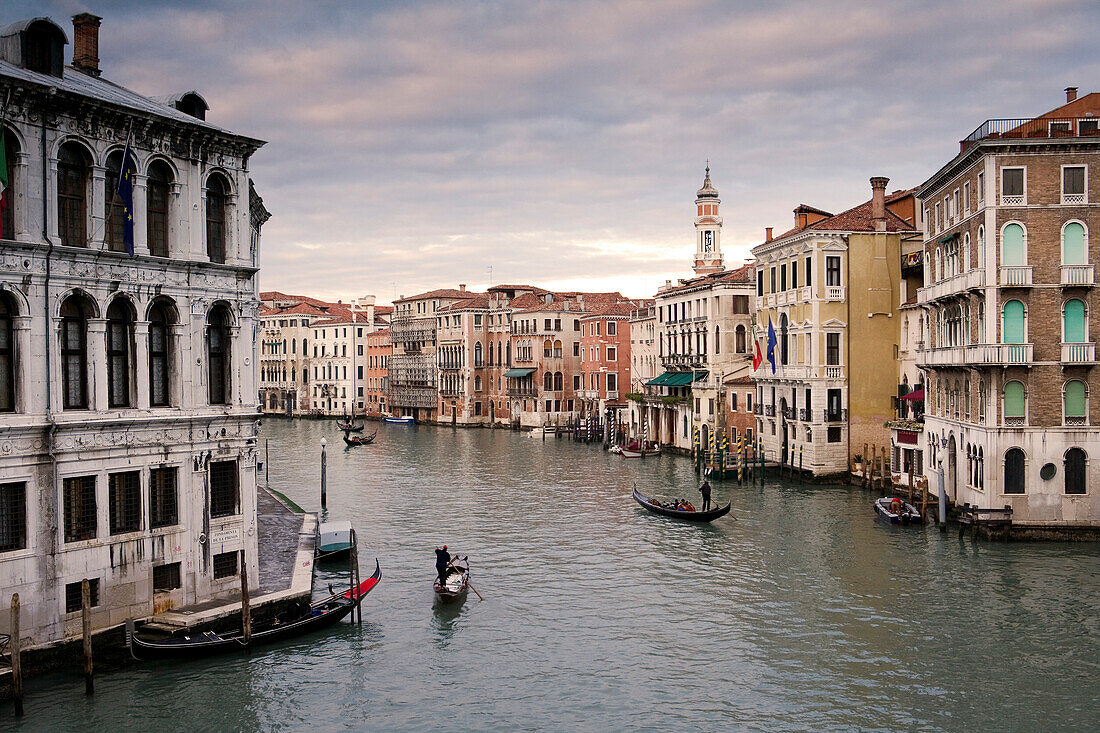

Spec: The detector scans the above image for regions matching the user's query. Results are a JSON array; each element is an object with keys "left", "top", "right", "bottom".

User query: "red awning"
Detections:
[{"left": 899, "top": 387, "right": 925, "bottom": 402}]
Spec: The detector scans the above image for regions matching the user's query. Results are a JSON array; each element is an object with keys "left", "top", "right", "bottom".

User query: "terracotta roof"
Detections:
[
  {"left": 726, "top": 375, "right": 754, "bottom": 385},
  {"left": 316, "top": 311, "right": 376, "bottom": 325},
  {"left": 265, "top": 302, "right": 329, "bottom": 317},
  {"left": 580, "top": 301, "right": 639, "bottom": 319},
  {"left": 437, "top": 294, "right": 491, "bottom": 312},
  {"left": 394, "top": 288, "right": 477, "bottom": 303},
  {"left": 259, "top": 305, "right": 279, "bottom": 317},
  {"left": 659, "top": 266, "right": 752, "bottom": 295},
  {"left": 808, "top": 199, "right": 916, "bottom": 233},
  {"left": 260, "top": 291, "right": 334, "bottom": 309},
  {"left": 718, "top": 263, "right": 754, "bottom": 284}
]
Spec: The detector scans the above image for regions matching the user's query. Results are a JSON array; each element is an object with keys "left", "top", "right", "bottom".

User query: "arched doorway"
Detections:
[{"left": 947, "top": 434, "right": 958, "bottom": 500}]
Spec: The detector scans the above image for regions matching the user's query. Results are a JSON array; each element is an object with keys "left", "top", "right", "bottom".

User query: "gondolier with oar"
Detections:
[
  {"left": 699, "top": 479, "right": 712, "bottom": 511},
  {"left": 435, "top": 545, "right": 451, "bottom": 584}
]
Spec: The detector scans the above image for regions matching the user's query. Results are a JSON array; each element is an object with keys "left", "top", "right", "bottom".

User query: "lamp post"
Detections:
[{"left": 320, "top": 436, "right": 328, "bottom": 510}]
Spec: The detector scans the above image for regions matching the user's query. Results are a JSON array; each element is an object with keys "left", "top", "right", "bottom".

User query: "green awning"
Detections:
[
  {"left": 938, "top": 233, "right": 958, "bottom": 243},
  {"left": 647, "top": 371, "right": 709, "bottom": 387},
  {"left": 504, "top": 367, "right": 536, "bottom": 378},
  {"left": 647, "top": 372, "right": 676, "bottom": 386}
]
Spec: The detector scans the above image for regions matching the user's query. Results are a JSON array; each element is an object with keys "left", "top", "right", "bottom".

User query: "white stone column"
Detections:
[
  {"left": 134, "top": 320, "right": 150, "bottom": 408},
  {"left": 171, "top": 322, "right": 188, "bottom": 409},
  {"left": 229, "top": 324, "right": 242, "bottom": 406},
  {"left": 90, "top": 165, "right": 107, "bottom": 250},
  {"left": 87, "top": 318, "right": 108, "bottom": 411},
  {"left": 12, "top": 315, "right": 32, "bottom": 413},
  {"left": 169, "top": 182, "right": 183, "bottom": 259},
  {"left": 13, "top": 152, "right": 31, "bottom": 242},
  {"left": 132, "top": 173, "right": 150, "bottom": 257},
  {"left": 47, "top": 155, "right": 60, "bottom": 243},
  {"left": 225, "top": 191, "right": 239, "bottom": 265}
]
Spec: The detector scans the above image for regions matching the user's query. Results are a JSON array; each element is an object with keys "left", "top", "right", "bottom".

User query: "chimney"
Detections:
[
  {"left": 1066, "top": 87, "right": 1078, "bottom": 103},
  {"left": 870, "top": 176, "right": 889, "bottom": 231},
  {"left": 765, "top": 227, "right": 773, "bottom": 243},
  {"left": 459, "top": 283, "right": 466, "bottom": 292},
  {"left": 72, "top": 13, "right": 102, "bottom": 77}
]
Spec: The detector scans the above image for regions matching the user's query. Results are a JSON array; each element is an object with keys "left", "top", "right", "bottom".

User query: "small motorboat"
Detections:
[
  {"left": 434, "top": 556, "right": 471, "bottom": 603},
  {"left": 335, "top": 420, "right": 364, "bottom": 432},
  {"left": 874, "top": 497, "right": 922, "bottom": 525},
  {"left": 127, "top": 561, "right": 381, "bottom": 661},
  {"left": 632, "top": 486, "right": 731, "bottom": 522},
  {"left": 316, "top": 520, "right": 354, "bottom": 561},
  {"left": 342, "top": 431, "right": 377, "bottom": 447},
  {"left": 609, "top": 445, "right": 623, "bottom": 454},
  {"left": 384, "top": 415, "right": 416, "bottom": 425},
  {"left": 619, "top": 441, "right": 661, "bottom": 458}
]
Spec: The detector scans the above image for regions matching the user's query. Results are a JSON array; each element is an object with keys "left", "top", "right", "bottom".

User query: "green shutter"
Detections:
[
  {"left": 1064, "top": 299, "right": 1086, "bottom": 343},
  {"left": 1063, "top": 222, "right": 1086, "bottom": 265},
  {"left": 1002, "top": 224, "right": 1024, "bottom": 267},
  {"left": 1064, "top": 380, "right": 1086, "bottom": 418},
  {"left": 1004, "top": 381, "right": 1025, "bottom": 417},
  {"left": 1003, "top": 300, "right": 1025, "bottom": 344}
]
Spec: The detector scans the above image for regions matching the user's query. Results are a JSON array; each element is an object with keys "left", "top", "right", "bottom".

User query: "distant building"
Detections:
[
  {"left": 751, "top": 178, "right": 919, "bottom": 477},
  {"left": 389, "top": 288, "right": 471, "bottom": 421},
  {"left": 363, "top": 328, "right": 391, "bottom": 418},
  {"left": 915, "top": 88, "right": 1100, "bottom": 530},
  {"left": 578, "top": 302, "right": 636, "bottom": 430},
  {"left": 626, "top": 303, "right": 657, "bottom": 440},
  {"left": 0, "top": 15, "right": 267, "bottom": 646}
]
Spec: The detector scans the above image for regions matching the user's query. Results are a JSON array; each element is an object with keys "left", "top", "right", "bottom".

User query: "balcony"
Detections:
[
  {"left": 1061, "top": 264, "right": 1095, "bottom": 286},
  {"left": 606, "top": 390, "right": 619, "bottom": 401},
  {"left": 1065, "top": 415, "right": 1089, "bottom": 427},
  {"left": 661, "top": 353, "right": 707, "bottom": 369},
  {"left": 1062, "top": 342, "right": 1095, "bottom": 363},
  {"left": 772, "top": 364, "right": 810, "bottom": 380},
  {"left": 764, "top": 405, "right": 775, "bottom": 417},
  {"left": 825, "top": 366, "right": 843, "bottom": 379},
  {"left": 508, "top": 387, "right": 538, "bottom": 398},
  {"left": 800, "top": 286, "right": 812, "bottom": 301},
  {"left": 753, "top": 404, "right": 762, "bottom": 415},
  {"left": 824, "top": 408, "right": 847, "bottom": 423},
  {"left": 920, "top": 343, "right": 1034, "bottom": 367},
  {"left": 1000, "top": 266, "right": 1033, "bottom": 287},
  {"left": 961, "top": 117, "right": 1100, "bottom": 152},
  {"left": 918, "top": 269, "right": 986, "bottom": 304},
  {"left": 825, "top": 286, "right": 845, "bottom": 301},
  {"left": 799, "top": 408, "right": 811, "bottom": 422},
  {"left": 1003, "top": 416, "right": 1026, "bottom": 427},
  {"left": 1000, "top": 195, "right": 1026, "bottom": 207}
]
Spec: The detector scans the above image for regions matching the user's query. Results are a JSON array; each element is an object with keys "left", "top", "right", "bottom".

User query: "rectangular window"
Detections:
[
  {"left": 150, "top": 467, "right": 178, "bottom": 529},
  {"left": 607, "top": 346, "right": 617, "bottom": 361},
  {"left": 209, "top": 461, "right": 239, "bottom": 518},
  {"left": 731, "top": 393, "right": 738, "bottom": 412},
  {"left": 732, "top": 295, "right": 749, "bottom": 314},
  {"left": 770, "top": 266, "right": 776, "bottom": 293},
  {"left": 153, "top": 562, "right": 182, "bottom": 592},
  {"left": 757, "top": 271, "right": 764, "bottom": 297},
  {"left": 826, "top": 333, "right": 840, "bottom": 365},
  {"left": 791, "top": 261, "right": 798, "bottom": 289},
  {"left": 607, "top": 322, "right": 617, "bottom": 336},
  {"left": 805, "top": 257, "right": 812, "bottom": 288},
  {"left": 212, "top": 551, "right": 238, "bottom": 580},
  {"left": 0, "top": 481, "right": 27, "bottom": 552},
  {"left": 977, "top": 170, "right": 985, "bottom": 202},
  {"left": 963, "top": 181, "right": 971, "bottom": 214},
  {"left": 1001, "top": 167, "right": 1025, "bottom": 201},
  {"left": 573, "top": 342, "right": 580, "bottom": 357},
  {"left": 65, "top": 578, "right": 100, "bottom": 614},
  {"left": 1063, "top": 165, "right": 1086, "bottom": 202},
  {"left": 607, "top": 373, "right": 617, "bottom": 391},
  {"left": 746, "top": 393, "right": 752, "bottom": 411},
  {"left": 474, "top": 314, "right": 482, "bottom": 327},
  {"left": 827, "top": 426, "right": 842, "bottom": 443},
  {"left": 64, "top": 475, "right": 96, "bottom": 543},
  {"left": 708, "top": 398, "right": 714, "bottom": 415},
  {"left": 826, "top": 256, "right": 841, "bottom": 287},
  {"left": 573, "top": 375, "right": 581, "bottom": 390},
  {"left": 934, "top": 202, "right": 941, "bottom": 233},
  {"left": 108, "top": 470, "right": 141, "bottom": 535}
]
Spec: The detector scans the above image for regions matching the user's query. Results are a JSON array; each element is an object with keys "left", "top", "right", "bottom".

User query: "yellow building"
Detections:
[{"left": 751, "top": 178, "right": 919, "bottom": 476}]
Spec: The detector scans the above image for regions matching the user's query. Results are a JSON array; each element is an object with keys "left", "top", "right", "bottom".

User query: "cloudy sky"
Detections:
[{"left": 11, "top": 0, "right": 1100, "bottom": 303}]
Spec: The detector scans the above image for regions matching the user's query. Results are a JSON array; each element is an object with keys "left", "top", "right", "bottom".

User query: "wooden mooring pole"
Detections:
[
  {"left": 240, "top": 551, "right": 252, "bottom": 650},
  {"left": 81, "top": 579, "right": 93, "bottom": 695},
  {"left": 11, "top": 593, "right": 22, "bottom": 716},
  {"left": 350, "top": 528, "right": 362, "bottom": 624}
]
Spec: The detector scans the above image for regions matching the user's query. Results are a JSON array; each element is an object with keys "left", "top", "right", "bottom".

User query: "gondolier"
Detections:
[
  {"left": 699, "top": 480, "right": 712, "bottom": 511},
  {"left": 435, "top": 545, "right": 451, "bottom": 583}
]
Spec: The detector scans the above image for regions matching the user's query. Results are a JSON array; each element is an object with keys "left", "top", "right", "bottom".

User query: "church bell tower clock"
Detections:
[{"left": 693, "top": 164, "right": 724, "bottom": 275}]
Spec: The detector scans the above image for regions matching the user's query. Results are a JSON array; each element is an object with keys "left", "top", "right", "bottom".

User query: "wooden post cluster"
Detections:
[{"left": 11, "top": 593, "right": 22, "bottom": 716}]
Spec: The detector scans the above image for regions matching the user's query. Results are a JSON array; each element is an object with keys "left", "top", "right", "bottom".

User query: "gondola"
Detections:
[
  {"left": 874, "top": 497, "right": 922, "bottom": 525},
  {"left": 127, "top": 560, "right": 382, "bottom": 661},
  {"left": 342, "top": 431, "right": 377, "bottom": 447},
  {"left": 335, "top": 420, "right": 364, "bottom": 433},
  {"left": 384, "top": 415, "right": 416, "bottom": 425},
  {"left": 632, "top": 486, "right": 731, "bottom": 522},
  {"left": 433, "top": 556, "right": 470, "bottom": 603}
]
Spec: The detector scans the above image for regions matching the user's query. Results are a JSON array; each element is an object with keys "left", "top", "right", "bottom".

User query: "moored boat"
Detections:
[
  {"left": 434, "top": 556, "right": 471, "bottom": 603},
  {"left": 632, "top": 486, "right": 731, "bottom": 522},
  {"left": 342, "top": 431, "right": 377, "bottom": 447},
  {"left": 619, "top": 441, "right": 661, "bottom": 458},
  {"left": 316, "top": 519, "right": 354, "bottom": 560},
  {"left": 335, "top": 420, "right": 364, "bottom": 432},
  {"left": 384, "top": 415, "right": 416, "bottom": 425},
  {"left": 874, "top": 497, "right": 922, "bottom": 525},
  {"left": 127, "top": 560, "right": 382, "bottom": 661}
]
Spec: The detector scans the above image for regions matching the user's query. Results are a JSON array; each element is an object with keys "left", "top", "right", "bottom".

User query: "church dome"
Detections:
[{"left": 696, "top": 165, "right": 719, "bottom": 199}]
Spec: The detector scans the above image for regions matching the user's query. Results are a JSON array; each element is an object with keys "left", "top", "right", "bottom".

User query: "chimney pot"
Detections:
[
  {"left": 459, "top": 283, "right": 466, "bottom": 292},
  {"left": 72, "top": 13, "right": 102, "bottom": 77},
  {"left": 870, "top": 177, "right": 889, "bottom": 230},
  {"left": 765, "top": 227, "right": 773, "bottom": 243},
  {"left": 1066, "top": 87, "right": 1078, "bottom": 103}
]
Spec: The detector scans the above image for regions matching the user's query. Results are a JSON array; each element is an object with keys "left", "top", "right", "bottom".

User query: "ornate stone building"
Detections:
[{"left": 0, "top": 15, "right": 268, "bottom": 646}]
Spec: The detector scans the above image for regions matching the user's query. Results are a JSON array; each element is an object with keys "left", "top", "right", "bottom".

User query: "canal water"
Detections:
[{"left": 6, "top": 419, "right": 1099, "bottom": 731}]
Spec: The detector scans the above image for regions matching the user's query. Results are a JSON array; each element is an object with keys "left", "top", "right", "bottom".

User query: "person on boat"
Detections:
[
  {"left": 699, "top": 480, "right": 712, "bottom": 511},
  {"left": 435, "top": 545, "right": 451, "bottom": 584},
  {"left": 890, "top": 497, "right": 903, "bottom": 515}
]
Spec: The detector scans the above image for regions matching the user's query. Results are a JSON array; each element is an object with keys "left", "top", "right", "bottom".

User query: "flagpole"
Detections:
[{"left": 103, "top": 118, "right": 135, "bottom": 249}]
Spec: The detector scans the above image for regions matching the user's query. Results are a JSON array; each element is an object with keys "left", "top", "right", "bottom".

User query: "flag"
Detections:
[
  {"left": 752, "top": 337, "right": 763, "bottom": 371},
  {"left": 766, "top": 316, "right": 777, "bottom": 374},
  {"left": 115, "top": 137, "right": 138, "bottom": 256}
]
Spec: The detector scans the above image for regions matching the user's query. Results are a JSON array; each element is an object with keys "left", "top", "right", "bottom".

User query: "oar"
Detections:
[{"left": 447, "top": 556, "right": 485, "bottom": 601}]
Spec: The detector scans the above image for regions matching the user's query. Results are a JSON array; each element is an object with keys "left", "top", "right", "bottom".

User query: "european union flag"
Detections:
[
  {"left": 115, "top": 140, "right": 137, "bottom": 256},
  {"left": 766, "top": 316, "right": 777, "bottom": 374}
]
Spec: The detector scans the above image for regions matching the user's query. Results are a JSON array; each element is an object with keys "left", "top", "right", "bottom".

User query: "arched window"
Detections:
[
  {"left": 0, "top": 293, "right": 15, "bottom": 411},
  {"left": 553, "top": 340, "right": 562, "bottom": 358},
  {"left": 105, "top": 150, "right": 127, "bottom": 253},
  {"left": 735, "top": 325, "right": 746, "bottom": 354},
  {"left": 1003, "top": 300, "right": 1025, "bottom": 344},
  {"left": 474, "top": 341, "right": 482, "bottom": 367},
  {"left": 1003, "top": 381, "right": 1025, "bottom": 422},
  {"left": 206, "top": 174, "right": 228, "bottom": 263},
  {"left": 207, "top": 305, "right": 232, "bottom": 404},
  {"left": 977, "top": 225, "right": 985, "bottom": 264},
  {"left": 60, "top": 295, "right": 90, "bottom": 409},
  {"left": 474, "top": 375, "right": 482, "bottom": 392},
  {"left": 1063, "top": 299, "right": 1086, "bottom": 343},
  {"left": 497, "top": 342, "right": 502, "bottom": 365},
  {"left": 1065, "top": 448, "right": 1087, "bottom": 495},
  {"left": 543, "top": 371, "right": 553, "bottom": 391},
  {"left": 1062, "top": 222, "right": 1086, "bottom": 265},
  {"left": 1064, "top": 380, "right": 1087, "bottom": 424},
  {"left": 1001, "top": 223, "right": 1025, "bottom": 266},
  {"left": 543, "top": 339, "right": 552, "bottom": 358},
  {"left": 978, "top": 379, "right": 986, "bottom": 421},
  {"left": 147, "top": 161, "right": 172, "bottom": 257},
  {"left": 1, "top": 128, "right": 18, "bottom": 239},
  {"left": 57, "top": 143, "right": 89, "bottom": 247},
  {"left": 149, "top": 301, "right": 173, "bottom": 407},
  {"left": 962, "top": 232, "right": 970, "bottom": 271},
  {"left": 106, "top": 299, "right": 134, "bottom": 407},
  {"left": 1004, "top": 448, "right": 1025, "bottom": 494},
  {"left": 964, "top": 379, "right": 971, "bottom": 419},
  {"left": 715, "top": 325, "right": 720, "bottom": 355},
  {"left": 554, "top": 371, "right": 563, "bottom": 391}
]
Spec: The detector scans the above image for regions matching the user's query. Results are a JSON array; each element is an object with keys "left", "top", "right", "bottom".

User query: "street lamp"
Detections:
[{"left": 320, "top": 436, "right": 328, "bottom": 510}]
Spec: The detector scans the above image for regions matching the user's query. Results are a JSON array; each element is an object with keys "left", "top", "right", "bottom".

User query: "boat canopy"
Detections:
[
  {"left": 647, "top": 371, "right": 708, "bottom": 387},
  {"left": 504, "top": 367, "right": 536, "bottom": 378}
]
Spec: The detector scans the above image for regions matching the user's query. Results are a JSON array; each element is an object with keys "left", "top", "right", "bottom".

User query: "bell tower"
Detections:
[{"left": 693, "top": 164, "right": 724, "bottom": 275}]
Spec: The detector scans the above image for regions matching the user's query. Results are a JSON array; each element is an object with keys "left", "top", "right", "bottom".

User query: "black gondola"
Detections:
[
  {"left": 127, "top": 560, "right": 381, "bottom": 661},
  {"left": 632, "top": 486, "right": 732, "bottom": 522},
  {"left": 433, "top": 556, "right": 470, "bottom": 603},
  {"left": 335, "top": 421, "right": 364, "bottom": 432},
  {"left": 343, "top": 431, "right": 377, "bottom": 447}
]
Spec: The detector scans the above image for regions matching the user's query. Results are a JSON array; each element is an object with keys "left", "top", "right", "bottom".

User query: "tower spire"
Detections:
[{"left": 693, "top": 165, "right": 724, "bottom": 275}]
